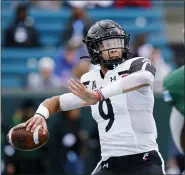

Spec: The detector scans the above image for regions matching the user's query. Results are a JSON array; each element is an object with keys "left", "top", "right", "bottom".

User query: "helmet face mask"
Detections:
[{"left": 85, "top": 20, "right": 130, "bottom": 70}]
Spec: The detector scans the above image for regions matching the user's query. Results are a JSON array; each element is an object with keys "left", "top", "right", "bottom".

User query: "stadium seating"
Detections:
[
  {"left": 1, "top": 2, "right": 174, "bottom": 88},
  {"left": 2, "top": 76, "right": 22, "bottom": 88}
]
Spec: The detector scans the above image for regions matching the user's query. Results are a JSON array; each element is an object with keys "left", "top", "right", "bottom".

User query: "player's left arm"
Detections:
[
  {"left": 95, "top": 58, "right": 155, "bottom": 100},
  {"left": 118, "top": 71, "right": 154, "bottom": 93},
  {"left": 68, "top": 58, "right": 156, "bottom": 106},
  {"left": 124, "top": 57, "right": 156, "bottom": 93}
]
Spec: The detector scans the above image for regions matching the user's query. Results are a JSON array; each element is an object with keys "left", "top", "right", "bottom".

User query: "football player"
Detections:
[
  {"left": 163, "top": 65, "right": 185, "bottom": 155},
  {"left": 24, "top": 20, "right": 165, "bottom": 175}
]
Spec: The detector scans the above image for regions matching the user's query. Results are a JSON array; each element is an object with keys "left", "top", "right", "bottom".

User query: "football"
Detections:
[{"left": 6, "top": 124, "right": 49, "bottom": 151}]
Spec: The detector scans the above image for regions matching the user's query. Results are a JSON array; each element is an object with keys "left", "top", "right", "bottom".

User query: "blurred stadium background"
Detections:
[{"left": 1, "top": 1, "right": 184, "bottom": 175}]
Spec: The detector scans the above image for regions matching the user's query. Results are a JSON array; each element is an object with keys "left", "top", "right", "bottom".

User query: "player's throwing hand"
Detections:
[
  {"left": 68, "top": 78, "right": 99, "bottom": 106},
  {"left": 24, "top": 115, "right": 48, "bottom": 135}
]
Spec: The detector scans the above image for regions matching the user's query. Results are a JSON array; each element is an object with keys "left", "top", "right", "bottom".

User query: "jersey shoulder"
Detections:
[
  {"left": 80, "top": 68, "right": 100, "bottom": 86},
  {"left": 118, "top": 57, "right": 156, "bottom": 76}
]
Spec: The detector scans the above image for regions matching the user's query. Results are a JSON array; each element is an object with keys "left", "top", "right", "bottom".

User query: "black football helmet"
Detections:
[{"left": 83, "top": 19, "right": 131, "bottom": 70}]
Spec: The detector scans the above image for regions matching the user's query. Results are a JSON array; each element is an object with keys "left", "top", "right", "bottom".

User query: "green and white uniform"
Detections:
[{"left": 163, "top": 66, "right": 184, "bottom": 154}]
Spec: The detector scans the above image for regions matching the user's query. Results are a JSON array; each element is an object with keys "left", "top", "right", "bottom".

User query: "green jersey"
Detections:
[{"left": 163, "top": 66, "right": 184, "bottom": 115}]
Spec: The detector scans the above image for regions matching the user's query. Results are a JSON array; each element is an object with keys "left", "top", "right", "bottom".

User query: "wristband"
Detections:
[
  {"left": 95, "top": 90, "right": 104, "bottom": 101},
  {"left": 35, "top": 113, "right": 47, "bottom": 121},
  {"left": 35, "top": 103, "right": 49, "bottom": 119}
]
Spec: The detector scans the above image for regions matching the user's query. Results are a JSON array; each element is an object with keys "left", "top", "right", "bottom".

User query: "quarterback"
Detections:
[{"left": 24, "top": 20, "right": 165, "bottom": 175}]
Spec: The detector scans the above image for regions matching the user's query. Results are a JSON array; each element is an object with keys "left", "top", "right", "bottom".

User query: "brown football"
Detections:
[{"left": 6, "top": 124, "right": 49, "bottom": 151}]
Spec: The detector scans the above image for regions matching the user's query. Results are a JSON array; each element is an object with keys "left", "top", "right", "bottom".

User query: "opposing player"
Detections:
[
  {"left": 24, "top": 20, "right": 165, "bottom": 175},
  {"left": 163, "top": 65, "right": 185, "bottom": 154}
]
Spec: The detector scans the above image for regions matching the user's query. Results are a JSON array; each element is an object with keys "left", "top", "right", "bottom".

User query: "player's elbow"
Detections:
[{"left": 141, "top": 71, "right": 154, "bottom": 85}]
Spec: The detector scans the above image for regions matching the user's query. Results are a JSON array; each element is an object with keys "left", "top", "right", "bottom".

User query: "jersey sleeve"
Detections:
[{"left": 128, "top": 57, "right": 156, "bottom": 76}]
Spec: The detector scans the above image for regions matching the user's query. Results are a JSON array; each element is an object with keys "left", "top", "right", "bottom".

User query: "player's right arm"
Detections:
[{"left": 24, "top": 93, "right": 85, "bottom": 135}]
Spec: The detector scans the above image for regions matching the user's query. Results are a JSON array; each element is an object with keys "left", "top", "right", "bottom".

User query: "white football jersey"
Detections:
[{"left": 81, "top": 57, "right": 159, "bottom": 160}]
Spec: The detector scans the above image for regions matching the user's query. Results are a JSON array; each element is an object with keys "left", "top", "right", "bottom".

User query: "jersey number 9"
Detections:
[{"left": 98, "top": 99, "right": 115, "bottom": 132}]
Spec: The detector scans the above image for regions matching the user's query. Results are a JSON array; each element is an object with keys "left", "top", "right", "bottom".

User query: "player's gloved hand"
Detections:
[
  {"left": 68, "top": 78, "right": 99, "bottom": 106},
  {"left": 24, "top": 115, "right": 48, "bottom": 135}
]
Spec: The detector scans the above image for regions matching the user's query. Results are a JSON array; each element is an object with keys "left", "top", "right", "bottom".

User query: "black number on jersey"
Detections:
[{"left": 98, "top": 98, "right": 114, "bottom": 132}]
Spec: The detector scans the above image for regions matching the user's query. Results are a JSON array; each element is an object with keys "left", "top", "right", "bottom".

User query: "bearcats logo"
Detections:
[{"left": 143, "top": 152, "right": 149, "bottom": 161}]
